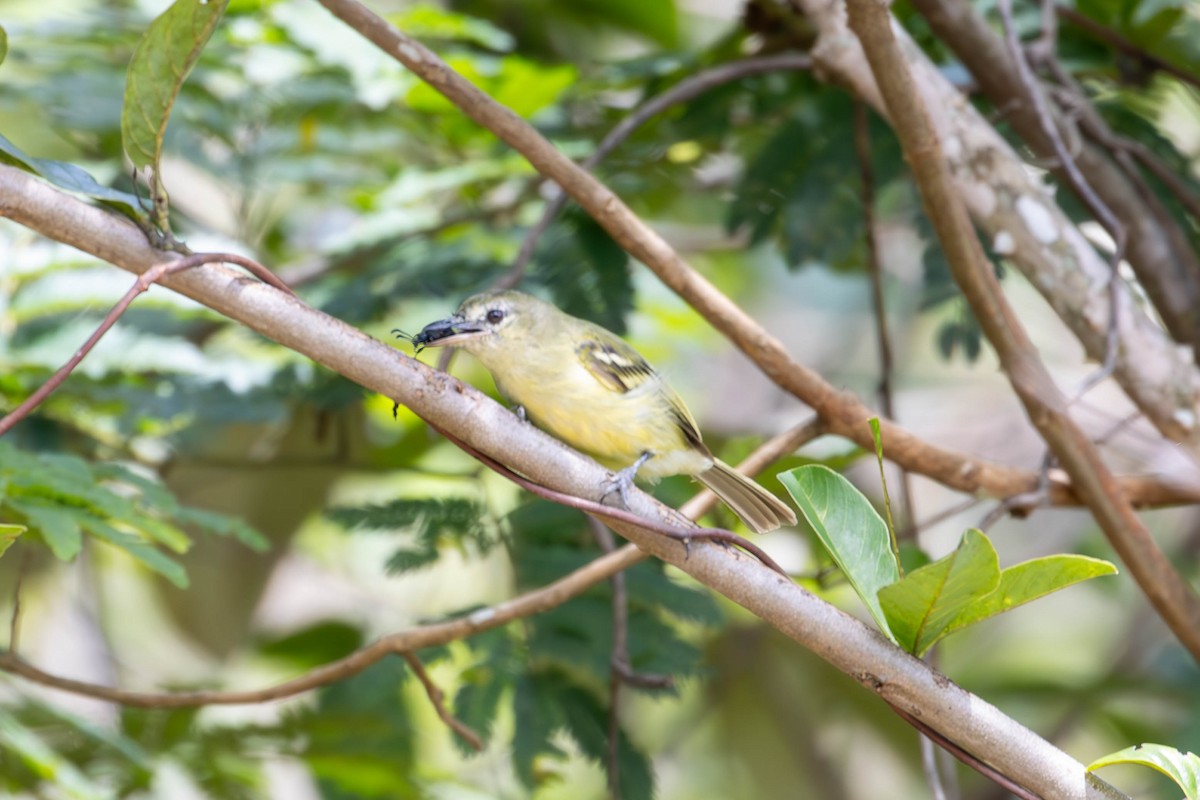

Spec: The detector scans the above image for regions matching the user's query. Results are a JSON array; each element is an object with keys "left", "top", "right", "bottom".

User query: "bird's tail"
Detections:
[{"left": 696, "top": 459, "right": 797, "bottom": 534}]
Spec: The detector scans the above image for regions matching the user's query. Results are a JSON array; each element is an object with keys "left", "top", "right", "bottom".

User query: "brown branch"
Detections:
[
  {"left": 428, "top": 419, "right": 789, "bottom": 577},
  {"left": 7, "top": 548, "right": 31, "bottom": 654},
  {"left": 890, "top": 704, "right": 1038, "bottom": 800},
  {"left": 820, "top": 0, "right": 1200, "bottom": 451},
  {"left": 844, "top": 0, "right": 1200, "bottom": 662},
  {"left": 310, "top": 0, "right": 1200, "bottom": 510},
  {"left": 0, "top": 251, "right": 292, "bottom": 437},
  {"left": 400, "top": 651, "right": 483, "bottom": 752}
]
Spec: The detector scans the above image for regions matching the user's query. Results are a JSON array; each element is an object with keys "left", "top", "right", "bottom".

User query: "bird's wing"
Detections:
[
  {"left": 576, "top": 336, "right": 655, "bottom": 394},
  {"left": 576, "top": 333, "right": 707, "bottom": 452}
]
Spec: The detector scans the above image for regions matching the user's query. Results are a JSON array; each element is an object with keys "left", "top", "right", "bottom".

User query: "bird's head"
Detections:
[{"left": 413, "top": 290, "right": 548, "bottom": 355}]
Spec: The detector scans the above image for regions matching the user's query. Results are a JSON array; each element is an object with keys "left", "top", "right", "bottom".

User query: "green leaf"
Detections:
[
  {"left": 879, "top": 530, "right": 1118, "bottom": 656},
  {"left": 512, "top": 671, "right": 564, "bottom": 788},
  {"left": 0, "top": 523, "right": 25, "bottom": 560},
  {"left": 78, "top": 516, "right": 188, "bottom": 588},
  {"left": 0, "top": 25, "right": 7, "bottom": 67},
  {"left": 388, "top": 6, "right": 515, "bottom": 51},
  {"left": 383, "top": 547, "right": 439, "bottom": 575},
  {"left": 560, "top": 684, "right": 654, "bottom": 800},
  {"left": 327, "top": 497, "right": 480, "bottom": 536},
  {"left": 8, "top": 500, "right": 83, "bottom": 561},
  {"left": 0, "top": 133, "right": 143, "bottom": 215},
  {"left": 1088, "top": 743, "right": 1200, "bottom": 799},
  {"left": 778, "top": 465, "right": 899, "bottom": 639},
  {"left": 174, "top": 506, "right": 268, "bottom": 551},
  {"left": 878, "top": 529, "right": 999, "bottom": 656},
  {"left": 947, "top": 553, "right": 1117, "bottom": 635},
  {"left": 121, "top": 0, "right": 229, "bottom": 169}
]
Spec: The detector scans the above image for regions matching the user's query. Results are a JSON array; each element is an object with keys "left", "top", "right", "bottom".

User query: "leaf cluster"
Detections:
[{"left": 0, "top": 442, "right": 265, "bottom": 587}]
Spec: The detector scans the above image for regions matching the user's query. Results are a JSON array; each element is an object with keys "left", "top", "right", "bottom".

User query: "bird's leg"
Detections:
[
  {"left": 511, "top": 404, "right": 527, "bottom": 422},
  {"left": 603, "top": 451, "right": 653, "bottom": 509}
]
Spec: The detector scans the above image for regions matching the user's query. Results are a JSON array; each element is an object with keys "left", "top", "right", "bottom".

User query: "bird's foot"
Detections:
[
  {"left": 511, "top": 404, "right": 527, "bottom": 423},
  {"left": 602, "top": 452, "right": 652, "bottom": 509}
]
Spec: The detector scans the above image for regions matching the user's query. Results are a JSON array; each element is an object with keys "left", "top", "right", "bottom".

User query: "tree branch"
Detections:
[{"left": 401, "top": 651, "right": 483, "bottom": 752}]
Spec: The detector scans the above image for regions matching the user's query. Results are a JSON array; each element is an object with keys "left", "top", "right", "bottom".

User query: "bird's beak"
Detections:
[{"left": 413, "top": 315, "right": 487, "bottom": 349}]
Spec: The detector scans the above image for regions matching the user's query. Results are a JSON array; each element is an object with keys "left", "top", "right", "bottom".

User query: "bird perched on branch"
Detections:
[{"left": 410, "top": 290, "right": 796, "bottom": 533}]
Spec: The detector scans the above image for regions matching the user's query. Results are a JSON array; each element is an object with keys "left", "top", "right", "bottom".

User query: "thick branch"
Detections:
[{"left": 844, "top": 0, "right": 1200, "bottom": 662}]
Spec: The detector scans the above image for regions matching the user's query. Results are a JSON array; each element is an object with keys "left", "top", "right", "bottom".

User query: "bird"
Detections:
[{"left": 409, "top": 290, "right": 796, "bottom": 533}]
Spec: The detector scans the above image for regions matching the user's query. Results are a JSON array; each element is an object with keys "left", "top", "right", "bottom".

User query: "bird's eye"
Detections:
[{"left": 486, "top": 308, "right": 506, "bottom": 325}]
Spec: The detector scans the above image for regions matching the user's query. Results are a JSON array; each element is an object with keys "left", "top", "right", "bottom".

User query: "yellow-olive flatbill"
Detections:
[{"left": 411, "top": 291, "right": 796, "bottom": 533}]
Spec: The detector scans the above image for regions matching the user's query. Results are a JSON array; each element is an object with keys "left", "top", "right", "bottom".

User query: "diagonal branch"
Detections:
[{"left": 844, "top": 0, "right": 1200, "bottom": 663}]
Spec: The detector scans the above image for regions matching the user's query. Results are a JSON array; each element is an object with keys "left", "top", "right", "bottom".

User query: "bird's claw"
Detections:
[{"left": 601, "top": 452, "right": 652, "bottom": 509}]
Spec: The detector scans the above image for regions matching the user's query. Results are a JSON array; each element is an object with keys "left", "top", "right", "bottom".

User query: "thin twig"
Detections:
[
  {"left": 8, "top": 548, "right": 31, "bottom": 654},
  {"left": 854, "top": 101, "right": 917, "bottom": 537},
  {"left": 0, "top": 252, "right": 293, "bottom": 437},
  {"left": 1046, "top": 69, "right": 1200, "bottom": 225},
  {"left": 0, "top": 545, "right": 642, "bottom": 707},
  {"left": 898, "top": 497, "right": 983, "bottom": 542},
  {"left": 591, "top": 517, "right": 625, "bottom": 800},
  {"left": 497, "top": 53, "right": 812, "bottom": 290},
  {"left": 401, "top": 651, "right": 484, "bottom": 751},
  {"left": 890, "top": 704, "right": 1039, "bottom": 800}
]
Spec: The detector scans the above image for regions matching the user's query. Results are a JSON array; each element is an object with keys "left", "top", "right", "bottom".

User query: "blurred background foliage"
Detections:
[{"left": 1, "top": 0, "right": 1199, "bottom": 797}]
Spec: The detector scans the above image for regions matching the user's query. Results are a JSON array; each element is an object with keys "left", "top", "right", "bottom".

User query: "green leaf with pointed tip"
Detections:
[
  {"left": 878, "top": 529, "right": 999, "bottom": 656},
  {"left": 0, "top": 523, "right": 24, "bottom": 559},
  {"left": 880, "top": 530, "right": 1118, "bottom": 656},
  {"left": 121, "top": 0, "right": 229, "bottom": 169},
  {"left": 0, "top": 26, "right": 7, "bottom": 67},
  {"left": 942, "top": 553, "right": 1117, "bottom": 639},
  {"left": 1088, "top": 743, "right": 1200, "bottom": 799},
  {"left": 779, "top": 465, "right": 899, "bottom": 640}
]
